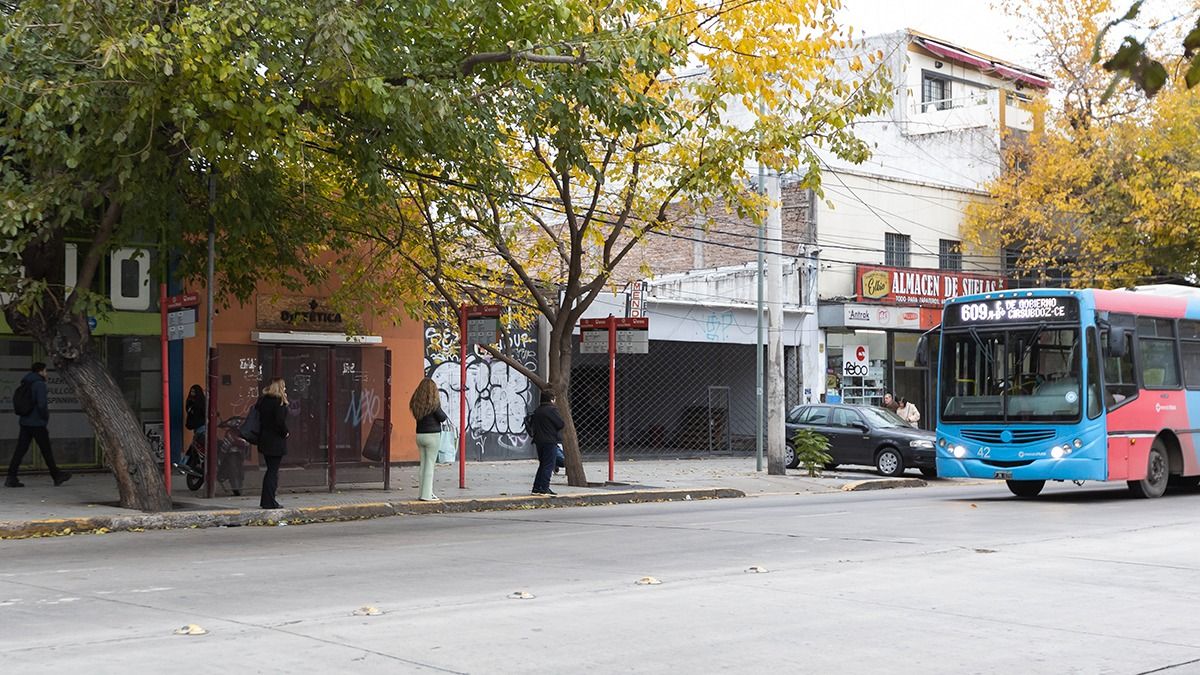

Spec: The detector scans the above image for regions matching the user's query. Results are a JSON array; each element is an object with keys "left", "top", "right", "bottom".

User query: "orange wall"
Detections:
[{"left": 180, "top": 287, "right": 426, "bottom": 462}]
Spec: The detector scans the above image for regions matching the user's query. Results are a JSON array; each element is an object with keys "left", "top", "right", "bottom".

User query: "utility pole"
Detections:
[
  {"left": 205, "top": 170, "right": 216, "bottom": 382},
  {"left": 755, "top": 159, "right": 765, "bottom": 473},
  {"left": 766, "top": 172, "right": 786, "bottom": 474}
]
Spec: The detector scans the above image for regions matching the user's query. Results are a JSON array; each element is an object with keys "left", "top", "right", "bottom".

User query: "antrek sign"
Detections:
[{"left": 857, "top": 265, "right": 1006, "bottom": 307}]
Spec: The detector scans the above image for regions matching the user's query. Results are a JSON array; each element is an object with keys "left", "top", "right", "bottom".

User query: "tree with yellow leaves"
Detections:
[
  {"left": 967, "top": 0, "right": 1200, "bottom": 290},
  {"left": 335, "top": 0, "right": 891, "bottom": 485}
]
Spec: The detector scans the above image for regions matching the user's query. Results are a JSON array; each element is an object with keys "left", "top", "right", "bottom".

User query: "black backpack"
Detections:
[{"left": 12, "top": 380, "right": 34, "bottom": 417}]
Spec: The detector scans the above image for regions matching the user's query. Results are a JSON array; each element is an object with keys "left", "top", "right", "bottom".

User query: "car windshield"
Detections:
[
  {"left": 861, "top": 407, "right": 908, "bottom": 428},
  {"left": 940, "top": 325, "right": 1082, "bottom": 422}
]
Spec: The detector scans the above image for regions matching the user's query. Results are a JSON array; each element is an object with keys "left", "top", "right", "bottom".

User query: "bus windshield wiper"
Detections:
[{"left": 1019, "top": 321, "right": 1047, "bottom": 367}]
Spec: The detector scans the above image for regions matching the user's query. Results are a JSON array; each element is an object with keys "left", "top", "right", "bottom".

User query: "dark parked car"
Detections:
[{"left": 784, "top": 404, "right": 936, "bottom": 478}]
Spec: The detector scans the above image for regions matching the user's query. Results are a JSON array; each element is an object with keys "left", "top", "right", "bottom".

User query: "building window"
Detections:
[
  {"left": 922, "top": 74, "right": 952, "bottom": 112},
  {"left": 939, "top": 239, "right": 962, "bottom": 271},
  {"left": 885, "top": 233, "right": 911, "bottom": 268}
]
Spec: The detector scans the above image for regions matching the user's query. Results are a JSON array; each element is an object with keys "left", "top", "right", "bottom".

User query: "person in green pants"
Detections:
[{"left": 409, "top": 378, "right": 447, "bottom": 501}]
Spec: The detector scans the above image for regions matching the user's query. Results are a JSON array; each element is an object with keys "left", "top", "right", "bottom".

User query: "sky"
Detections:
[
  {"left": 837, "top": 0, "right": 1041, "bottom": 68},
  {"left": 837, "top": 0, "right": 1197, "bottom": 74}
]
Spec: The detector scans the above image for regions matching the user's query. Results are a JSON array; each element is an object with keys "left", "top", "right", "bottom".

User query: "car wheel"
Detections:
[
  {"left": 785, "top": 444, "right": 799, "bottom": 470},
  {"left": 919, "top": 466, "right": 938, "bottom": 479},
  {"left": 875, "top": 447, "right": 904, "bottom": 477},
  {"left": 1128, "top": 439, "right": 1169, "bottom": 499},
  {"left": 1006, "top": 479, "right": 1045, "bottom": 498}
]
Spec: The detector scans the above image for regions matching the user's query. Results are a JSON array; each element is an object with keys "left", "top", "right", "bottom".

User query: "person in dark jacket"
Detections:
[
  {"left": 410, "top": 377, "right": 447, "bottom": 501},
  {"left": 527, "top": 390, "right": 564, "bottom": 495},
  {"left": 6, "top": 362, "right": 70, "bottom": 487},
  {"left": 255, "top": 378, "right": 289, "bottom": 509}
]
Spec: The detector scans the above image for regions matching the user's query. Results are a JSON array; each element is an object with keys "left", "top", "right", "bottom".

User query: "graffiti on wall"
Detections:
[{"left": 424, "top": 320, "right": 538, "bottom": 460}]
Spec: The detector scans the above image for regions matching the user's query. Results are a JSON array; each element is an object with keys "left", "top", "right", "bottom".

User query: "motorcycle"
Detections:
[{"left": 183, "top": 415, "right": 249, "bottom": 496}]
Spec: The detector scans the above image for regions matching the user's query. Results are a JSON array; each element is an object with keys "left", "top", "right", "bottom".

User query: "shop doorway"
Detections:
[{"left": 216, "top": 343, "right": 390, "bottom": 491}]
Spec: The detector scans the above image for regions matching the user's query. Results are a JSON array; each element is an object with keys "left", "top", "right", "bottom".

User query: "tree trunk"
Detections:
[
  {"left": 27, "top": 314, "right": 173, "bottom": 512},
  {"left": 549, "top": 324, "right": 588, "bottom": 487}
]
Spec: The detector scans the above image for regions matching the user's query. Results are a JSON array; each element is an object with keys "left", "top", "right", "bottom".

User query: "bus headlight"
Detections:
[
  {"left": 1073, "top": 438, "right": 1083, "bottom": 449},
  {"left": 910, "top": 440, "right": 934, "bottom": 449},
  {"left": 952, "top": 445, "right": 967, "bottom": 458},
  {"left": 1051, "top": 445, "right": 1073, "bottom": 459},
  {"left": 938, "top": 438, "right": 947, "bottom": 448}
]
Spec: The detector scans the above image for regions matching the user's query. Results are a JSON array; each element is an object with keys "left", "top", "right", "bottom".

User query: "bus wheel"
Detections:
[
  {"left": 1128, "top": 440, "right": 1169, "bottom": 499},
  {"left": 1006, "top": 480, "right": 1045, "bottom": 498}
]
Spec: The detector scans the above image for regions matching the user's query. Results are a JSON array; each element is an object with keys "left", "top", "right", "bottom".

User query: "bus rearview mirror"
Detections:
[{"left": 1106, "top": 326, "right": 1127, "bottom": 358}]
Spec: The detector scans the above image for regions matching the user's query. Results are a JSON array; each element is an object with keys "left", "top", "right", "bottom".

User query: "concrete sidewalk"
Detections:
[{"left": 0, "top": 458, "right": 930, "bottom": 538}]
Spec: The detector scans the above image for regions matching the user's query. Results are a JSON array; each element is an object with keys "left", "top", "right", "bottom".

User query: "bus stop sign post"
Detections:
[
  {"left": 580, "top": 316, "right": 649, "bottom": 482},
  {"left": 458, "top": 304, "right": 501, "bottom": 489}
]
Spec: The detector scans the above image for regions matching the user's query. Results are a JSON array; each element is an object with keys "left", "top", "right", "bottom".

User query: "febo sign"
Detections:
[
  {"left": 843, "top": 344, "right": 869, "bottom": 377},
  {"left": 857, "top": 265, "right": 1006, "bottom": 306}
]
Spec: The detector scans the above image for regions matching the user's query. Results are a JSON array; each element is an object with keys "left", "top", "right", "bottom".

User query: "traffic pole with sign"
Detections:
[
  {"left": 159, "top": 284, "right": 172, "bottom": 495},
  {"left": 607, "top": 315, "right": 616, "bottom": 483},
  {"left": 456, "top": 304, "right": 503, "bottom": 489},
  {"left": 580, "top": 316, "right": 649, "bottom": 483},
  {"left": 458, "top": 304, "right": 467, "bottom": 489}
]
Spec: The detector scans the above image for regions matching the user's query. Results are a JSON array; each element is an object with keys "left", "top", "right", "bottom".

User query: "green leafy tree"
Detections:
[
  {"left": 0, "top": 0, "right": 554, "bottom": 509},
  {"left": 335, "top": 0, "right": 892, "bottom": 486},
  {"left": 1097, "top": 1, "right": 1200, "bottom": 96}
]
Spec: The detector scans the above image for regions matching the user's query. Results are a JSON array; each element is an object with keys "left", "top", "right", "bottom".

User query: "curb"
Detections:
[
  {"left": 0, "top": 488, "right": 745, "bottom": 540},
  {"left": 840, "top": 477, "right": 927, "bottom": 492}
]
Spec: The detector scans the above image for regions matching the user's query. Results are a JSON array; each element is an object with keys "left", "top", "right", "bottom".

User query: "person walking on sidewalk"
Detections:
[
  {"left": 6, "top": 362, "right": 70, "bottom": 488},
  {"left": 528, "top": 390, "right": 564, "bottom": 495},
  {"left": 409, "top": 377, "right": 446, "bottom": 502},
  {"left": 256, "top": 378, "right": 289, "bottom": 509}
]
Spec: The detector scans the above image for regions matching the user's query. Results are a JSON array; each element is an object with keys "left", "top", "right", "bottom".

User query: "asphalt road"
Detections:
[{"left": 4, "top": 480, "right": 1200, "bottom": 674}]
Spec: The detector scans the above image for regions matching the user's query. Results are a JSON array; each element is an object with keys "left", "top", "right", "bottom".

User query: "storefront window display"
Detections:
[{"left": 826, "top": 330, "right": 888, "bottom": 406}]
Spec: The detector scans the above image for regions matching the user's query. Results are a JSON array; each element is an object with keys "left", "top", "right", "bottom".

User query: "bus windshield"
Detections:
[{"left": 940, "top": 325, "right": 1082, "bottom": 423}]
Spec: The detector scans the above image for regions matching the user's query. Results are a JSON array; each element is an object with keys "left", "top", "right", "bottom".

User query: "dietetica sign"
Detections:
[{"left": 946, "top": 296, "right": 1079, "bottom": 327}]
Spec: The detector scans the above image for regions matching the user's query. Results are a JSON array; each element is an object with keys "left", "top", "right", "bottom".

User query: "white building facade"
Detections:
[{"left": 814, "top": 30, "right": 1048, "bottom": 424}]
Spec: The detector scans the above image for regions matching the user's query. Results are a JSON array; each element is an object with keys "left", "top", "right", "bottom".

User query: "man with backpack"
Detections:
[{"left": 7, "top": 362, "right": 70, "bottom": 488}]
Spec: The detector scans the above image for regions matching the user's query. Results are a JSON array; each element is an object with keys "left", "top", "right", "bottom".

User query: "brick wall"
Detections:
[{"left": 610, "top": 182, "right": 814, "bottom": 285}]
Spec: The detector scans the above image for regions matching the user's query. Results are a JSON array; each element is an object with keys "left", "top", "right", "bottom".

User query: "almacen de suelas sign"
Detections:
[{"left": 856, "top": 265, "right": 1006, "bottom": 307}]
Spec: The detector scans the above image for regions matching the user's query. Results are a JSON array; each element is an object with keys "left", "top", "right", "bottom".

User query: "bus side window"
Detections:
[
  {"left": 1102, "top": 328, "right": 1137, "bottom": 408},
  {"left": 1086, "top": 327, "right": 1103, "bottom": 419}
]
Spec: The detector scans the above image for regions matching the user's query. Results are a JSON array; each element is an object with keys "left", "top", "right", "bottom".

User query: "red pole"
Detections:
[
  {"left": 608, "top": 315, "right": 616, "bottom": 483},
  {"left": 159, "top": 284, "right": 172, "bottom": 496},
  {"left": 458, "top": 305, "right": 467, "bottom": 489},
  {"left": 383, "top": 349, "right": 392, "bottom": 491},
  {"left": 206, "top": 348, "right": 218, "bottom": 499},
  {"left": 327, "top": 348, "right": 336, "bottom": 492}
]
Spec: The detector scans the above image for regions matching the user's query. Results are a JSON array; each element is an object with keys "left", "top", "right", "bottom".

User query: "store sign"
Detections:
[
  {"left": 257, "top": 296, "right": 345, "bottom": 332},
  {"left": 945, "top": 296, "right": 1079, "bottom": 327},
  {"left": 857, "top": 265, "right": 1006, "bottom": 306},
  {"left": 843, "top": 304, "right": 922, "bottom": 329},
  {"left": 843, "top": 344, "right": 870, "bottom": 377}
]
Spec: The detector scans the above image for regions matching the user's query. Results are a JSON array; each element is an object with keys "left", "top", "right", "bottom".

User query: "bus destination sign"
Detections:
[{"left": 946, "top": 296, "right": 1079, "bottom": 327}]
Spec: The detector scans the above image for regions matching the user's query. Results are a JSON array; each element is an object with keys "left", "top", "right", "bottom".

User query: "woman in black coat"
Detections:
[{"left": 256, "top": 377, "right": 290, "bottom": 509}]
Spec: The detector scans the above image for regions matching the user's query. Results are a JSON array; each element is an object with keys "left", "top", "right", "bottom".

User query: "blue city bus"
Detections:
[{"left": 933, "top": 287, "right": 1200, "bottom": 498}]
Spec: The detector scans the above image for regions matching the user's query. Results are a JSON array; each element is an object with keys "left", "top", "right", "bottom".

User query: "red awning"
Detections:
[{"left": 916, "top": 38, "right": 1050, "bottom": 90}]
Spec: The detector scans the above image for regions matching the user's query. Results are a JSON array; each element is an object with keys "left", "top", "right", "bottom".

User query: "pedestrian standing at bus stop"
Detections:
[
  {"left": 409, "top": 377, "right": 446, "bottom": 502},
  {"left": 527, "top": 390, "right": 564, "bottom": 495},
  {"left": 255, "top": 378, "right": 289, "bottom": 509}
]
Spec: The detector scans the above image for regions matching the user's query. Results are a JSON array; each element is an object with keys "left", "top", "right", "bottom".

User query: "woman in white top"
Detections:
[{"left": 896, "top": 397, "right": 921, "bottom": 428}]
